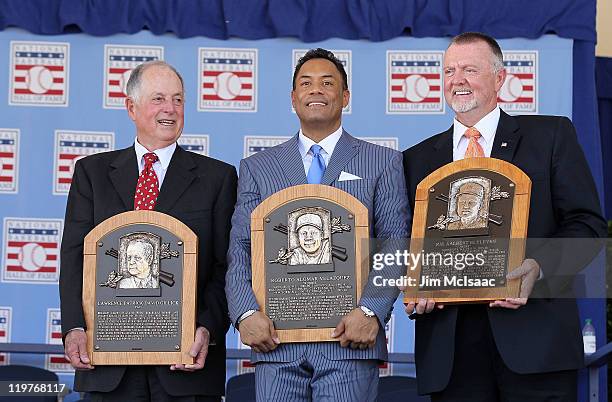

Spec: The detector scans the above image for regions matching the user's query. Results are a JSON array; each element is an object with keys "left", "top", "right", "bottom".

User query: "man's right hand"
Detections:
[
  {"left": 64, "top": 330, "right": 94, "bottom": 370},
  {"left": 238, "top": 311, "right": 280, "bottom": 353},
  {"left": 405, "top": 298, "right": 443, "bottom": 316}
]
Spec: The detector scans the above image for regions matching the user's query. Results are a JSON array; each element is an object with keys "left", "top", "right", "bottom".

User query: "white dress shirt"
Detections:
[
  {"left": 134, "top": 139, "right": 176, "bottom": 189},
  {"left": 452, "top": 106, "right": 500, "bottom": 161},
  {"left": 298, "top": 126, "right": 343, "bottom": 175}
]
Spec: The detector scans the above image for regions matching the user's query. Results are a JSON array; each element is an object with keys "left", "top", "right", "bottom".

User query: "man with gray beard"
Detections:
[{"left": 403, "top": 32, "right": 606, "bottom": 401}]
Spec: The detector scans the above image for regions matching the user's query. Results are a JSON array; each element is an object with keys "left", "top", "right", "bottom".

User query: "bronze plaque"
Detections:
[
  {"left": 252, "top": 185, "right": 369, "bottom": 342},
  {"left": 404, "top": 158, "right": 531, "bottom": 303},
  {"left": 83, "top": 211, "right": 197, "bottom": 365}
]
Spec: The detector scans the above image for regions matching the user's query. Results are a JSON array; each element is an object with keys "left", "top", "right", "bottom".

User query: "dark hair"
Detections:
[
  {"left": 292, "top": 48, "right": 348, "bottom": 90},
  {"left": 449, "top": 32, "right": 504, "bottom": 72}
]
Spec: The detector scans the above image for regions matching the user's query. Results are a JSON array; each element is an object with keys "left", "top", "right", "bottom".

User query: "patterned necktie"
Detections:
[
  {"left": 464, "top": 127, "right": 485, "bottom": 158},
  {"left": 134, "top": 152, "right": 159, "bottom": 210},
  {"left": 306, "top": 144, "right": 326, "bottom": 184}
]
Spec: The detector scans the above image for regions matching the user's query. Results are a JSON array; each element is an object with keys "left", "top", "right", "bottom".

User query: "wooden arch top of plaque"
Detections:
[
  {"left": 83, "top": 210, "right": 197, "bottom": 365},
  {"left": 405, "top": 158, "right": 531, "bottom": 304},
  {"left": 251, "top": 184, "right": 370, "bottom": 343}
]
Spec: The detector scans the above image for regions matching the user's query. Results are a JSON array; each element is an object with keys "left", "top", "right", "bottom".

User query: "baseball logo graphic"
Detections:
[
  {"left": 498, "top": 51, "right": 537, "bottom": 113},
  {"left": 10, "top": 41, "right": 69, "bottom": 106},
  {"left": 2, "top": 218, "right": 62, "bottom": 284},
  {"left": 243, "top": 136, "right": 291, "bottom": 158},
  {"left": 178, "top": 135, "right": 209, "bottom": 156},
  {"left": 358, "top": 137, "right": 399, "bottom": 150},
  {"left": 104, "top": 45, "right": 163, "bottom": 109},
  {"left": 0, "top": 307, "right": 11, "bottom": 365},
  {"left": 46, "top": 309, "right": 73, "bottom": 373},
  {"left": 0, "top": 129, "right": 19, "bottom": 193},
  {"left": 199, "top": 48, "right": 257, "bottom": 112},
  {"left": 54, "top": 131, "right": 114, "bottom": 194},
  {"left": 387, "top": 51, "right": 444, "bottom": 114}
]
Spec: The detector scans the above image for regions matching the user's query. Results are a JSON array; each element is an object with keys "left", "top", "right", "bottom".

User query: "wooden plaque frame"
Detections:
[
  {"left": 251, "top": 184, "right": 369, "bottom": 343},
  {"left": 83, "top": 210, "right": 197, "bottom": 365},
  {"left": 403, "top": 158, "right": 531, "bottom": 304}
]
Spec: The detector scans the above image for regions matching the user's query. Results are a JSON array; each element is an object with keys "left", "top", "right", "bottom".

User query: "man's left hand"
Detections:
[
  {"left": 170, "top": 326, "right": 210, "bottom": 371},
  {"left": 331, "top": 308, "right": 379, "bottom": 349},
  {"left": 490, "top": 258, "right": 540, "bottom": 310}
]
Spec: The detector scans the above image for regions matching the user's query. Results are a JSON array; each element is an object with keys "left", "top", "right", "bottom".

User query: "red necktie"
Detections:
[
  {"left": 464, "top": 127, "right": 485, "bottom": 158},
  {"left": 134, "top": 152, "right": 159, "bottom": 210}
]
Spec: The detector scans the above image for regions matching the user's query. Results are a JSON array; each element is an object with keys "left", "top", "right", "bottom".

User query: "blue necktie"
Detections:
[{"left": 307, "top": 144, "right": 326, "bottom": 184}]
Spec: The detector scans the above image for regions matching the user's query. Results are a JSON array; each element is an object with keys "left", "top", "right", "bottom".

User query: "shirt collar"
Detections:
[
  {"left": 134, "top": 138, "right": 176, "bottom": 170},
  {"left": 452, "top": 106, "right": 500, "bottom": 150},
  {"left": 298, "top": 126, "right": 343, "bottom": 159}
]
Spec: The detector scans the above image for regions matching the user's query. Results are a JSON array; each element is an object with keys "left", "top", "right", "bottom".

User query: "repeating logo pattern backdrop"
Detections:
[{"left": 0, "top": 28, "right": 572, "bottom": 387}]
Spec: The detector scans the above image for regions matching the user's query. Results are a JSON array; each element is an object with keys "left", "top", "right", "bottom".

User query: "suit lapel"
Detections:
[
  {"left": 109, "top": 147, "right": 139, "bottom": 210},
  {"left": 490, "top": 110, "right": 521, "bottom": 162},
  {"left": 275, "top": 134, "right": 307, "bottom": 186},
  {"left": 320, "top": 130, "right": 359, "bottom": 185},
  {"left": 431, "top": 127, "right": 453, "bottom": 171},
  {"left": 155, "top": 146, "right": 197, "bottom": 213}
]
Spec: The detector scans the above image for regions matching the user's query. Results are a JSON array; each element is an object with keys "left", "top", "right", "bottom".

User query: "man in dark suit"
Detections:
[
  {"left": 403, "top": 32, "right": 607, "bottom": 402},
  {"left": 59, "top": 61, "right": 237, "bottom": 401}
]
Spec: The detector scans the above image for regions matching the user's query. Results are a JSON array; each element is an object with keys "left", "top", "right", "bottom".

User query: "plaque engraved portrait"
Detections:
[
  {"left": 252, "top": 185, "right": 370, "bottom": 341},
  {"left": 119, "top": 233, "right": 160, "bottom": 289}
]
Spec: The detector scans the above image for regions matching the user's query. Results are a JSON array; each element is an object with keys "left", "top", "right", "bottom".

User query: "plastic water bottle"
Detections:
[{"left": 582, "top": 319, "right": 596, "bottom": 355}]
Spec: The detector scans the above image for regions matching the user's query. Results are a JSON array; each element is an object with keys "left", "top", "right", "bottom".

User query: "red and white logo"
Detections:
[
  {"left": 103, "top": 45, "right": 164, "bottom": 109},
  {"left": 0, "top": 307, "right": 11, "bottom": 365},
  {"left": 2, "top": 218, "right": 62, "bottom": 284},
  {"left": 292, "top": 49, "right": 352, "bottom": 114},
  {"left": 199, "top": 48, "right": 257, "bottom": 112},
  {"left": 54, "top": 131, "right": 114, "bottom": 195},
  {"left": 358, "top": 137, "right": 399, "bottom": 151},
  {"left": 178, "top": 134, "right": 209, "bottom": 156},
  {"left": 379, "top": 314, "right": 395, "bottom": 376},
  {"left": 9, "top": 41, "right": 69, "bottom": 106},
  {"left": 243, "top": 136, "right": 291, "bottom": 158},
  {"left": 46, "top": 309, "right": 72, "bottom": 373},
  {"left": 498, "top": 51, "right": 538, "bottom": 113},
  {"left": 0, "top": 129, "right": 19, "bottom": 194},
  {"left": 236, "top": 337, "right": 255, "bottom": 375},
  {"left": 387, "top": 51, "right": 444, "bottom": 114}
]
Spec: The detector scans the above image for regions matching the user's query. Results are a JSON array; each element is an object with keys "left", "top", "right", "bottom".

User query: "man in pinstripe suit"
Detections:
[{"left": 226, "top": 48, "right": 411, "bottom": 401}]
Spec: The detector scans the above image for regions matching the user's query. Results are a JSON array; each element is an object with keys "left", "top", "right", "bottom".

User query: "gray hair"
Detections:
[
  {"left": 125, "top": 60, "right": 184, "bottom": 102},
  {"left": 449, "top": 32, "right": 504, "bottom": 74}
]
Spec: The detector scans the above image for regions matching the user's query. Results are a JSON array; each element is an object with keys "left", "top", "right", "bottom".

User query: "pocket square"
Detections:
[{"left": 338, "top": 171, "right": 362, "bottom": 181}]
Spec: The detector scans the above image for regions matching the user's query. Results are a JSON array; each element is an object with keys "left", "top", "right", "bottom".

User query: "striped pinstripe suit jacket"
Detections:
[{"left": 226, "top": 131, "right": 410, "bottom": 363}]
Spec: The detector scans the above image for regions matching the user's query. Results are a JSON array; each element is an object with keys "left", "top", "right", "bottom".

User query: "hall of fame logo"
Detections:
[
  {"left": 9, "top": 41, "right": 69, "bottom": 106},
  {"left": 243, "top": 136, "right": 291, "bottom": 158},
  {"left": 237, "top": 337, "right": 255, "bottom": 375},
  {"left": 0, "top": 129, "right": 19, "bottom": 194},
  {"left": 387, "top": 51, "right": 444, "bottom": 114},
  {"left": 358, "top": 137, "right": 399, "bottom": 150},
  {"left": 379, "top": 314, "right": 394, "bottom": 376},
  {"left": 0, "top": 307, "right": 11, "bottom": 365},
  {"left": 292, "top": 49, "right": 352, "bottom": 114},
  {"left": 54, "top": 131, "right": 114, "bottom": 195},
  {"left": 178, "top": 134, "right": 209, "bottom": 156},
  {"left": 199, "top": 48, "right": 257, "bottom": 112},
  {"left": 2, "top": 218, "right": 63, "bottom": 284},
  {"left": 46, "top": 309, "right": 72, "bottom": 373},
  {"left": 498, "top": 51, "right": 537, "bottom": 113},
  {"left": 103, "top": 45, "right": 164, "bottom": 109}
]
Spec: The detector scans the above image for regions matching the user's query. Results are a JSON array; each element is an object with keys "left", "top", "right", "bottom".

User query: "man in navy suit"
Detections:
[
  {"left": 226, "top": 48, "right": 410, "bottom": 401},
  {"left": 60, "top": 61, "right": 237, "bottom": 401},
  {"left": 403, "top": 32, "right": 607, "bottom": 402}
]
